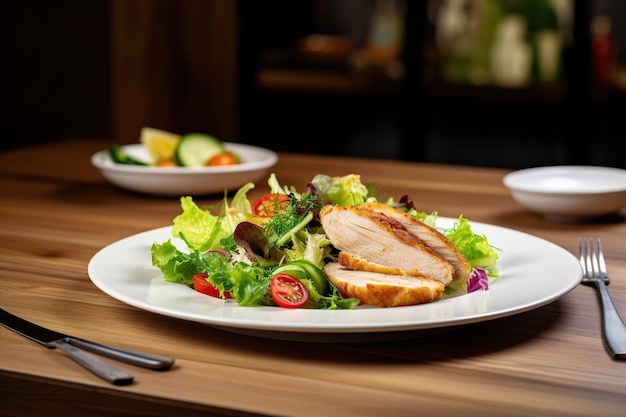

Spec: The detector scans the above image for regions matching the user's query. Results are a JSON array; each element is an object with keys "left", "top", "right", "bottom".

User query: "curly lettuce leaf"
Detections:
[
  {"left": 227, "top": 262, "right": 275, "bottom": 306},
  {"left": 171, "top": 184, "right": 258, "bottom": 252},
  {"left": 444, "top": 215, "right": 499, "bottom": 269},
  {"left": 171, "top": 197, "right": 223, "bottom": 251},
  {"left": 312, "top": 174, "right": 372, "bottom": 206},
  {"left": 150, "top": 239, "right": 209, "bottom": 285},
  {"left": 267, "top": 172, "right": 301, "bottom": 197},
  {"left": 284, "top": 230, "right": 333, "bottom": 266}
]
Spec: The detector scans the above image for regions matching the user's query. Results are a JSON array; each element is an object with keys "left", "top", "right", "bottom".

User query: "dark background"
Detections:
[{"left": 1, "top": 0, "right": 624, "bottom": 169}]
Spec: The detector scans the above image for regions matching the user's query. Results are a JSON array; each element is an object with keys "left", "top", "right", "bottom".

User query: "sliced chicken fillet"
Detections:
[
  {"left": 361, "top": 202, "right": 473, "bottom": 283},
  {"left": 339, "top": 252, "right": 431, "bottom": 277},
  {"left": 320, "top": 204, "right": 454, "bottom": 285},
  {"left": 324, "top": 262, "right": 444, "bottom": 307}
]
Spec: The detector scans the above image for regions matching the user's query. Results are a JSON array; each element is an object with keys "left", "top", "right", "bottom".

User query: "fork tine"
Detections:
[
  {"left": 578, "top": 237, "right": 587, "bottom": 277},
  {"left": 579, "top": 237, "right": 593, "bottom": 279},
  {"left": 590, "top": 238, "right": 599, "bottom": 279},
  {"left": 578, "top": 238, "right": 584, "bottom": 273},
  {"left": 597, "top": 238, "right": 609, "bottom": 281}
]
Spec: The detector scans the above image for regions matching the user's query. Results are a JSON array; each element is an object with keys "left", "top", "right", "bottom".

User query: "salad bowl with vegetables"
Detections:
[{"left": 91, "top": 127, "right": 278, "bottom": 196}]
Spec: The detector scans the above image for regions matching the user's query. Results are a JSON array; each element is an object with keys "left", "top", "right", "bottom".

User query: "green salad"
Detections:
[{"left": 151, "top": 173, "right": 499, "bottom": 309}]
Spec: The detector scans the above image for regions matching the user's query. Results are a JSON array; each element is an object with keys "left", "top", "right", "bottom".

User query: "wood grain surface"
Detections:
[{"left": 1, "top": 139, "right": 625, "bottom": 417}]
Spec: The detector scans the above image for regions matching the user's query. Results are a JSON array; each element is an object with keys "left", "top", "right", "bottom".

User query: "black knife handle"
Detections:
[
  {"left": 49, "top": 340, "right": 134, "bottom": 385},
  {"left": 67, "top": 337, "right": 175, "bottom": 370}
]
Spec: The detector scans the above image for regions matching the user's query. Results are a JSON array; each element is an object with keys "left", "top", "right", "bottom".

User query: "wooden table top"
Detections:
[{"left": 1, "top": 139, "right": 625, "bottom": 417}]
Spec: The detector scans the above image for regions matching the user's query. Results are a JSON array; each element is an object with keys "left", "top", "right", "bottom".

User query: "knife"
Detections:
[{"left": 1, "top": 308, "right": 175, "bottom": 385}]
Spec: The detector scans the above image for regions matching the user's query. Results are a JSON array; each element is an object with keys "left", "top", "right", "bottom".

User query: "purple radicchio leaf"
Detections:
[{"left": 467, "top": 267, "right": 489, "bottom": 292}]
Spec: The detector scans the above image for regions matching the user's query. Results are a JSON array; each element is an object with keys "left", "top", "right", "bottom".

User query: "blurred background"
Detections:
[{"left": 1, "top": 0, "right": 625, "bottom": 169}]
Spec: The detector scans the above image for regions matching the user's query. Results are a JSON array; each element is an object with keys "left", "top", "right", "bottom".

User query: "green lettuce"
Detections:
[
  {"left": 444, "top": 215, "right": 499, "bottom": 270},
  {"left": 171, "top": 183, "right": 258, "bottom": 252},
  {"left": 311, "top": 174, "right": 373, "bottom": 206}
]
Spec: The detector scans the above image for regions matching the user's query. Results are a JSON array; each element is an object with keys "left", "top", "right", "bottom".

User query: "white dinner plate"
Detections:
[
  {"left": 91, "top": 143, "right": 278, "bottom": 196},
  {"left": 87, "top": 219, "right": 582, "bottom": 342}
]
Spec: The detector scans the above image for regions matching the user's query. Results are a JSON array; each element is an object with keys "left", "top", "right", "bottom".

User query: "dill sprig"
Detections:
[{"left": 264, "top": 193, "right": 321, "bottom": 248}]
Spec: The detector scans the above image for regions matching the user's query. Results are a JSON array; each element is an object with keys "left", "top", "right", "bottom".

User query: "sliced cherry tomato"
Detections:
[
  {"left": 252, "top": 193, "right": 290, "bottom": 217},
  {"left": 270, "top": 274, "right": 309, "bottom": 308},
  {"left": 156, "top": 159, "right": 177, "bottom": 167},
  {"left": 205, "top": 151, "right": 240, "bottom": 166},
  {"left": 192, "top": 272, "right": 232, "bottom": 299}
]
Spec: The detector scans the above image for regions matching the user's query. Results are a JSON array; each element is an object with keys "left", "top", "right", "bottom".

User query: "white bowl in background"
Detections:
[
  {"left": 92, "top": 143, "right": 278, "bottom": 196},
  {"left": 503, "top": 165, "right": 626, "bottom": 221}
]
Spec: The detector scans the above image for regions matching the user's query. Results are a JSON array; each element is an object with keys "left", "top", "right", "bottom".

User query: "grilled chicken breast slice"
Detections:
[
  {"left": 320, "top": 204, "right": 454, "bottom": 285},
  {"left": 339, "top": 252, "right": 430, "bottom": 277},
  {"left": 324, "top": 262, "right": 444, "bottom": 307},
  {"left": 361, "top": 202, "right": 473, "bottom": 283}
]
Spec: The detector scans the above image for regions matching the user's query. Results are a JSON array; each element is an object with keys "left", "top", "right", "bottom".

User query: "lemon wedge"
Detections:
[{"left": 139, "top": 127, "right": 181, "bottom": 163}]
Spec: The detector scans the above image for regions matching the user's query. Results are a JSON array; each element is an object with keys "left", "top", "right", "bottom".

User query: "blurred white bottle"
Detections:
[{"left": 490, "top": 15, "right": 532, "bottom": 87}]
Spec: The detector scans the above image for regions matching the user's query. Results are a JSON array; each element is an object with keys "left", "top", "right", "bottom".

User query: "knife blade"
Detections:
[{"left": 1, "top": 308, "right": 174, "bottom": 383}]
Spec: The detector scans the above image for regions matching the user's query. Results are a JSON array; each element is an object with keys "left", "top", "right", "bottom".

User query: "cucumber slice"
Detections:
[
  {"left": 108, "top": 146, "right": 150, "bottom": 166},
  {"left": 273, "top": 260, "right": 329, "bottom": 295},
  {"left": 176, "top": 133, "right": 224, "bottom": 167}
]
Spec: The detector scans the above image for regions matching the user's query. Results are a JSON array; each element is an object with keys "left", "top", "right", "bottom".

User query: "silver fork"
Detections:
[{"left": 579, "top": 237, "right": 626, "bottom": 359}]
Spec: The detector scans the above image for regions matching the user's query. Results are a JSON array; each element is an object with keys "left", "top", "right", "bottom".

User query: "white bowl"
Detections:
[
  {"left": 92, "top": 143, "right": 278, "bottom": 196},
  {"left": 503, "top": 165, "right": 626, "bottom": 221}
]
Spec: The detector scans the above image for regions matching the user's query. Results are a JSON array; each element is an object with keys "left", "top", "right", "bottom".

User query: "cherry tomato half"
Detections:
[
  {"left": 270, "top": 274, "right": 309, "bottom": 308},
  {"left": 205, "top": 151, "right": 240, "bottom": 166},
  {"left": 156, "top": 159, "right": 177, "bottom": 167},
  {"left": 252, "top": 193, "right": 290, "bottom": 217},
  {"left": 192, "top": 272, "right": 232, "bottom": 299}
]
